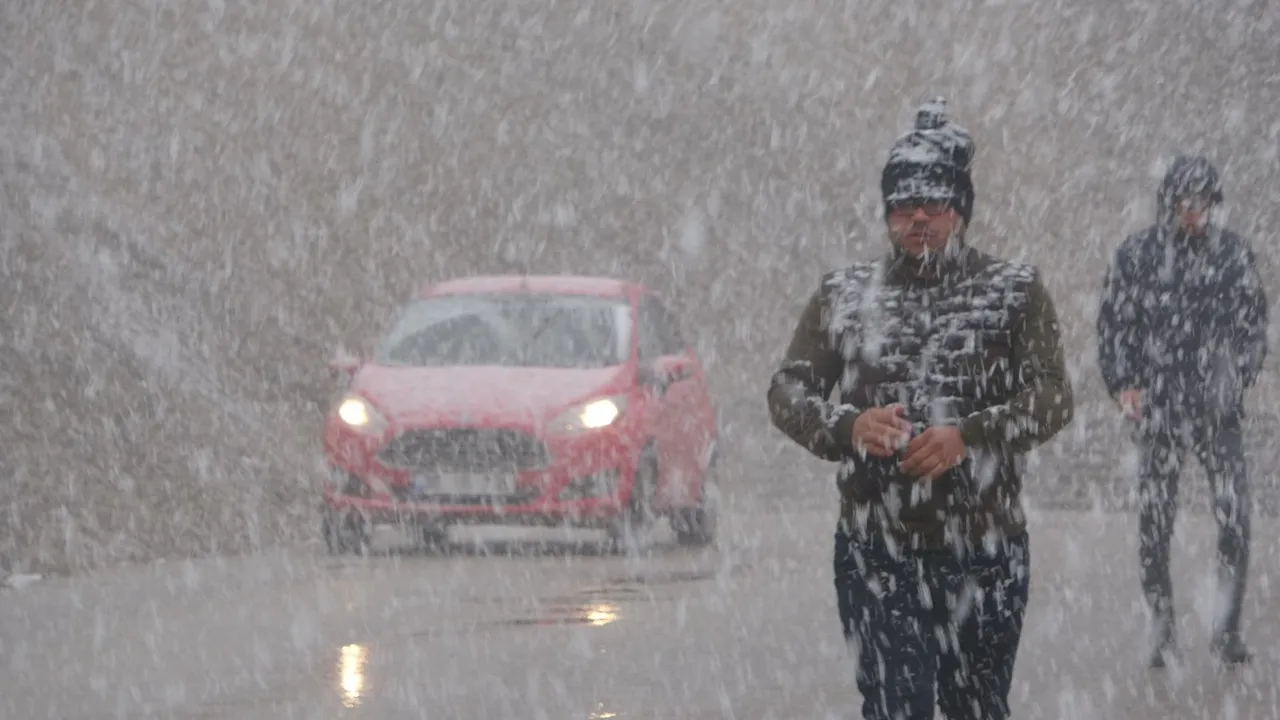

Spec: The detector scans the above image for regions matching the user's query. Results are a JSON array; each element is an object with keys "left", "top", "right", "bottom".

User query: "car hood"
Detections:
[{"left": 351, "top": 364, "right": 628, "bottom": 428}]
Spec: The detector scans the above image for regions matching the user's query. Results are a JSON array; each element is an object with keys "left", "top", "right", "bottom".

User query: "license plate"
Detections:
[{"left": 413, "top": 473, "right": 517, "bottom": 495}]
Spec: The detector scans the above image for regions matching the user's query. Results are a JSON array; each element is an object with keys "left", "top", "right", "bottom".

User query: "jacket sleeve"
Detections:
[
  {"left": 766, "top": 281, "right": 860, "bottom": 461},
  {"left": 1233, "top": 242, "right": 1269, "bottom": 389},
  {"left": 957, "top": 270, "right": 1075, "bottom": 455},
  {"left": 1096, "top": 239, "right": 1144, "bottom": 398}
]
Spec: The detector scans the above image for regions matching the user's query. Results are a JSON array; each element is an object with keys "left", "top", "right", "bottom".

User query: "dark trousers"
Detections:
[
  {"left": 1136, "top": 415, "right": 1251, "bottom": 637},
  {"left": 834, "top": 529, "right": 1030, "bottom": 720}
]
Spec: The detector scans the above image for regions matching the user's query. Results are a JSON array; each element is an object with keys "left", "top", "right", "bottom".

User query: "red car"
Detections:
[{"left": 320, "top": 274, "right": 720, "bottom": 554}]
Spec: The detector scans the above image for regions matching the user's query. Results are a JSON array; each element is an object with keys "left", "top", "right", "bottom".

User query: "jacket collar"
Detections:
[{"left": 884, "top": 241, "right": 977, "bottom": 288}]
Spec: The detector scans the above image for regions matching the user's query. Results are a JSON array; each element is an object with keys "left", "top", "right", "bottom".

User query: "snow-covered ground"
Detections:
[{"left": 3, "top": 498, "right": 1276, "bottom": 719}]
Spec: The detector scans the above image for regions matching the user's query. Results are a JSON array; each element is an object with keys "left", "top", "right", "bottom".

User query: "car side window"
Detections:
[{"left": 638, "top": 295, "right": 686, "bottom": 359}]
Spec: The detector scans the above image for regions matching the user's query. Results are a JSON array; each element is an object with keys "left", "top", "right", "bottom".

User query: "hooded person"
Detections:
[
  {"left": 767, "top": 99, "right": 1075, "bottom": 720},
  {"left": 1096, "top": 153, "right": 1268, "bottom": 668}
]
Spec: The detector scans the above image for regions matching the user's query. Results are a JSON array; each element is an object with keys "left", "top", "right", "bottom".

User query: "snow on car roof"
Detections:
[{"left": 420, "top": 275, "right": 637, "bottom": 299}]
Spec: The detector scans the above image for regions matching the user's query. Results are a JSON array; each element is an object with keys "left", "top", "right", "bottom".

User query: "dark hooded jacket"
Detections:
[{"left": 1096, "top": 156, "right": 1269, "bottom": 426}]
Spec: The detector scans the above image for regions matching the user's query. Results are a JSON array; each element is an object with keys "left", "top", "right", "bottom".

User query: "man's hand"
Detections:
[
  {"left": 1118, "top": 389, "right": 1141, "bottom": 421},
  {"left": 851, "top": 405, "right": 913, "bottom": 457},
  {"left": 900, "top": 426, "right": 966, "bottom": 480}
]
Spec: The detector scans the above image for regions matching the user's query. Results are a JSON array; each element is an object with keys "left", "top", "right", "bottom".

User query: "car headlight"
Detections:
[
  {"left": 550, "top": 396, "right": 627, "bottom": 434},
  {"left": 335, "top": 395, "right": 386, "bottom": 431}
]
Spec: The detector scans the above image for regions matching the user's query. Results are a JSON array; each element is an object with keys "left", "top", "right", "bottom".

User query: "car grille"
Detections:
[
  {"left": 377, "top": 428, "right": 550, "bottom": 473},
  {"left": 389, "top": 487, "right": 541, "bottom": 507}
]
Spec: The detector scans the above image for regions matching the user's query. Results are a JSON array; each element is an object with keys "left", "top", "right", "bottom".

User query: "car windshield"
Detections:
[{"left": 375, "top": 293, "right": 632, "bottom": 369}]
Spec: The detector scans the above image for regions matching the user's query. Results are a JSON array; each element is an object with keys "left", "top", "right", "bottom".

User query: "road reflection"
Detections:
[
  {"left": 492, "top": 599, "right": 623, "bottom": 628},
  {"left": 588, "top": 701, "right": 620, "bottom": 718},
  {"left": 338, "top": 643, "right": 368, "bottom": 708},
  {"left": 584, "top": 602, "right": 619, "bottom": 627}
]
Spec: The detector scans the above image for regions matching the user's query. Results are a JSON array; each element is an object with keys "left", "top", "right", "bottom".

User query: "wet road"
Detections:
[{"left": 2, "top": 498, "right": 1277, "bottom": 720}]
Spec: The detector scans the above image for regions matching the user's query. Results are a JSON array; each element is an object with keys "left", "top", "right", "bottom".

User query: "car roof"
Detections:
[{"left": 420, "top": 275, "right": 639, "bottom": 299}]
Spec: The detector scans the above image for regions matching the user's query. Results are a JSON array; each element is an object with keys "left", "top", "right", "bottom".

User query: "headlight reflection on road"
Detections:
[
  {"left": 338, "top": 643, "right": 368, "bottom": 708},
  {"left": 583, "top": 602, "right": 619, "bottom": 627},
  {"left": 589, "top": 703, "right": 620, "bottom": 719}
]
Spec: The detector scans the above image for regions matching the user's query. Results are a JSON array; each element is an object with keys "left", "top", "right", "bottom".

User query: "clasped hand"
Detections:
[{"left": 850, "top": 404, "right": 967, "bottom": 481}]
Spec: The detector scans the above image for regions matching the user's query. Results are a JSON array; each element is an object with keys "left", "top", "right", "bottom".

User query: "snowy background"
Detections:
[{"left": 3, "top": 0, "right": 1280, "bottom": 576}]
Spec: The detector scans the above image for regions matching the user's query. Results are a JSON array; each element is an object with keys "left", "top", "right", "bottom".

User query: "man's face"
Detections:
[
  {"left": 1175, "top": 193, "right": 1213, "bottom": 235},
  {"left": 887, "top": 201, "right": 962, "bottom": 257}
]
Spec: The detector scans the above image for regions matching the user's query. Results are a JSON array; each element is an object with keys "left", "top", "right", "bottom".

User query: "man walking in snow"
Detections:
[
  {"left": 767, "top": 99, "right": 1074, "bottom": 720},
  {"left": 1096, "top": 154, "right": 1268, "bottom": 668}
]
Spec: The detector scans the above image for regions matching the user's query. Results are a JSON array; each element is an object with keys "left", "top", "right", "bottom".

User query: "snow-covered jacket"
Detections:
[{"left": 768, "top": 245, "right": 1075, "bottom": 550}]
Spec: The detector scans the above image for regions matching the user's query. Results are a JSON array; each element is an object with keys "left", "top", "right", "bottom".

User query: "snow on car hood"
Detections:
[{"left": 351, "top": 364, "right": 627, "bottom": 428}]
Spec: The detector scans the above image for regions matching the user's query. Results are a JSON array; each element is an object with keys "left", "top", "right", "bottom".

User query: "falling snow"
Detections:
[{"left": 2, "top": 0, "right": 1280, "bottom": 718}]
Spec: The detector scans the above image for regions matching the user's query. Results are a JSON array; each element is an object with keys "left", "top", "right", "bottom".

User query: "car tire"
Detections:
[
  {"left": 606, "top": 449, "right": 659, "bottom": 554},
  {"left": 323, "top": 506, "right": 371, "bottom": 556},
  {"left": 673, "top": 452, "right": 719, "bottom": 548}
]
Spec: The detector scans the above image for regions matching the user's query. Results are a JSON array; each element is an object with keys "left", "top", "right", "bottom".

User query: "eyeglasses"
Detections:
[{"left": 888, "top": 202, "right": 951, "bottom": 221}]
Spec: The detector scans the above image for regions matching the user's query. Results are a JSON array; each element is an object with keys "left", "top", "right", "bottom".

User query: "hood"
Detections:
[
  {"left": 351, "top": 364, "right": 628, "bottom": 428},
  {"left": 1157, "top": 154, "right": 1224, "bottom": 230}
]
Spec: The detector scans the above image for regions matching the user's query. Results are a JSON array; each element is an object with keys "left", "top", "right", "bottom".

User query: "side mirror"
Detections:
[
  {"left": 662, "top": 355, "right": 693, "bottom": 381},
  {"left": 636, "top": 361, "right": 669, "bottom": 393},
  {"left": 328, "top": 346, "right": 365, "bottom": 381}
]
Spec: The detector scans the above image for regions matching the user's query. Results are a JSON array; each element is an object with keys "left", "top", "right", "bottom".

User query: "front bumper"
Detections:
[
  {"left": 321, "top": 487, "right": 628, "bottom": 527},
  {"left": 322, "top": 423, "right": 640, "bottom": 526}
]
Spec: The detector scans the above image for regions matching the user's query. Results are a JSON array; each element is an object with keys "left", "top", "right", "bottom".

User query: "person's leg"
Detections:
[
  {"left": 835, "top": 529, "right": 938, "bottom": 720},
  {"left": 1136, "top": 431, "right": 1184, "bottom": 666},
  {"left": 936, "top": 533, "right": 1031, "bottom": 720},
  {"left": 1193, "top": 419, "right": 1252, "bottom": 664}
]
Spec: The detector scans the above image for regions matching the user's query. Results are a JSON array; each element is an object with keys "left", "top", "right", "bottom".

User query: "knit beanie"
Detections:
[{"left": 881, "top": 98, "right": 976, "bottom": 223}]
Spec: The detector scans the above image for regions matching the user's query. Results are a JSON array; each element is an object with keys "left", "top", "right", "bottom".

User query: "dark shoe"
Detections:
[{"left": 1211, "top": 633, "right": 1253, "bottom": 666}]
